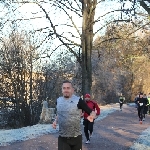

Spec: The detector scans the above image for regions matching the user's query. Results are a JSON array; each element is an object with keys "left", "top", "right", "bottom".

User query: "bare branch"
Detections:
[
  {"left": 53, "top": 0, "right": 82, "bottom": 17},
  {"left": 126, "top": 22, "right": 150, "bottom": 38},
  {"left": 53, "top": 2, "right": 81, "bottom": 37},
  {"left": 36, "top": 3, "right": 81, "bottom": 63},
  {"left": 140, "top": 1, "right": 150, "bottom": 15}
]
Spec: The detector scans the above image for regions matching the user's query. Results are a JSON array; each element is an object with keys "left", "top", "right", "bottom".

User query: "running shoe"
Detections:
[{"left": 85, "top": 140, "right": 90, "bottom": 144}]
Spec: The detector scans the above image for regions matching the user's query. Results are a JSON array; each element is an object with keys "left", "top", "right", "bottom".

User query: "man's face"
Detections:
[
  {"left": 85, "top": 97, "right": 90, "bottom": 101},
  {"left": 140, "top": 94, "right": 143, "bottom": 98},
  {"left": 62, "top": 83, "right": 74, "bottom": 98}
]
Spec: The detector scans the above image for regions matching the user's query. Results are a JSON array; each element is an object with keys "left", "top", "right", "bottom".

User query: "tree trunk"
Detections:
[{"left": 81, "top": 0, "right": 96, "bottom": 95}]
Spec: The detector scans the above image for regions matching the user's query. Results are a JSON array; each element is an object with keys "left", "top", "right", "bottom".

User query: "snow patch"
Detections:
[{"left": 130, "top": 127, "right": 150, "bottom": 150}]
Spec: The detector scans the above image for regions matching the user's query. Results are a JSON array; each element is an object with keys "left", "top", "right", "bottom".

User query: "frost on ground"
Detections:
[
  {"left": 0, "top": 104, "right": 117, "bottom": 146},
  {"left": 127, "top": 103, "right": 150, "bottom": 150},
  {"left": 96, "top": 104, "right": 118, "bottom": 121},
  {"left": 0, "top": 124, "right": 59, "bottom": 146},
  {"left": 1, "top": 103, "right": 149, "bottom": 149},
  {"left": 129, "top": 127, "right": 150, "bottom": 150}
]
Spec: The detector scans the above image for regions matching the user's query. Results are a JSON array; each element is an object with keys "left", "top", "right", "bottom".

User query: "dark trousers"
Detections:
[
  {"left": 58, "top": 135, "right": 82, "bottom": 150},
  {"left": 138, "top": 106, "right": 144, "bottom": 121},
  {"left": 83, "top": 119, "right": 94, "bottom": 141},
  {"left": 120, "top": 103, "right": 123, "bottom": 109},
  {"left": 148, "top": 105, "right": 150, "bottom": 114}
]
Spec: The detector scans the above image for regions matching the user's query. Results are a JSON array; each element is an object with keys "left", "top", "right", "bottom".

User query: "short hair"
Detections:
[{"left": 62, "top": 80, "right": 73, "bottom": 86}]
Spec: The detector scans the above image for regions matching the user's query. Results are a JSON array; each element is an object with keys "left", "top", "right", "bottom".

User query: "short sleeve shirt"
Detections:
[{"left": 56, "top": 95, "right": 82, "bottom": 137}]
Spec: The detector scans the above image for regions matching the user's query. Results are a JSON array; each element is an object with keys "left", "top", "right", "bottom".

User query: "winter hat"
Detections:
[{"left": 84, "top": 94, "right": 91, "bottom": 98}]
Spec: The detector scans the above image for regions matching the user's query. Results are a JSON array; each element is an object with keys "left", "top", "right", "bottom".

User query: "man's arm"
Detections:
[
  {"left": 52, "top": 115, "right": 58, "bottom": 129},
  {"left": 77, "top": 98, "right": 92, "bottom": 115},
  {"left": 146, "top": 98, "right": 148, "bottom": 106},
  {"left": 95, "top": 103, "right": 100, "bottom": 115},
  {"left": 77, "top": 98, "right": 96, "bottom": 122},
  {"left": 123, "top": 97, "right": 125, "bottom": 101},
  {"left": 52, "top": 101, "right": 58, "bottom": 129},
  {"left": 119, "top": 97, "right": 121, "bottom": 103}
]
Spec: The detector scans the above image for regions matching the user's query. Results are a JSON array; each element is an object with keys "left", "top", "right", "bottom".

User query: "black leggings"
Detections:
[
  {"left": 148, "top": 105, "right": 150, "bottom": 114},
  {"left": 83, "top": 119, "right": 94, "bottom": 141},
  {"left": 120, "top": 103, "right": 123, "bottom": 109},
  {"left": 58, "top": 135, "right": 82, "bottom": 150},
  {"left": 138, "top": 106, "right": 144, "bottom": 121}
]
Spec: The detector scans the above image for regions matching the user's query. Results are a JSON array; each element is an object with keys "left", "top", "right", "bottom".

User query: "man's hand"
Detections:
[
  {"left": 87, "top": 111, "right": 96, "bottom": 122},
  {"left": 52, "top": 120, "right": 57, "bottom": 129},
  {"left": 80, "top": 112, "right": 84, "bottom": 118}
]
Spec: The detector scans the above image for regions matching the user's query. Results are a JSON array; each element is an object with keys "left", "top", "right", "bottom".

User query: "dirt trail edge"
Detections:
[{"left": 0, "top": 104, "right": 150, "bottom": 150}]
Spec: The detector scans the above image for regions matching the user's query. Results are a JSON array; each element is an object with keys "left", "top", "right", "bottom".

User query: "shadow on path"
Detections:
[{"left": 0, "top": 104, "right": 150, "bottom": 150}]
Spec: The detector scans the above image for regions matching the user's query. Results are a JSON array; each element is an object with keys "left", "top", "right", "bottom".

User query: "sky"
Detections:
[
  {"left": 0, "top": 0, "right": 148, "bottom": 66},
  {"left": 1, "top": 1, "right": 143, "bottom": 43},
  {"left": 0, "top": 103, "right": 150, "bottom": 150},
  {"left": 15, "top": 0, "right": 139, "bottom": 40},
  {"left": 1, "top": 1, "right": 147, "bottom": 45},
  {"left": 1, "top": 1, "right": 147, "bottom": 39}
]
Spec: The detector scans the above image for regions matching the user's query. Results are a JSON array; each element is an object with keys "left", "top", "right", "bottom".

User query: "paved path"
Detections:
[{"left": 0, "top": 104, "right": 150, "bottom": 150}]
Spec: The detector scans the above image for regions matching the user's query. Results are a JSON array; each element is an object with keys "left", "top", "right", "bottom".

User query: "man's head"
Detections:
[
  {"left": 84, "top": 93, "right": 91, "bottom": 101},
  {"left": 62, "top": 80, "right": 74, "bottom": 99},
  {"left": 139, "top": 92, "right": 143, "bottom": 98}
]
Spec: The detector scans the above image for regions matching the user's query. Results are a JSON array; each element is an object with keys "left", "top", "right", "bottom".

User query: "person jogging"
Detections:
[
  {"left": 137, "top": 93, "right": 146, "bottom": 124},
  {"left": 147, "top": 93, "right": 150, "bottom": 115},
  {"left": 143, "top": 94, "right": 148, "bottom": 121},
  {"left": 134, "top": 93, "right": 140, "bottom": 108},
  {"left": 119, "top": 93, "right": 125, "bottom": 111},
  {"left": 52, "top": 80, "right": 96, "bottom": 150},
  {"left": 83, "top": 94, "right": 100, "bottom": 144}
]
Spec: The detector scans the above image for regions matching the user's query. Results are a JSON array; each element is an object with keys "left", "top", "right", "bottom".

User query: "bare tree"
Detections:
[
  {"left": 0, "top": 28, "right": 42, "bottom": 127},
  {"left": 93, "top": 21, "right": 150, "bottom": 103},
  {"left": 1, "top": 0, "right": 149, "bottom": 96},
  {"left": 138, "top": 0, "right": 150, "bottom": 16}
]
